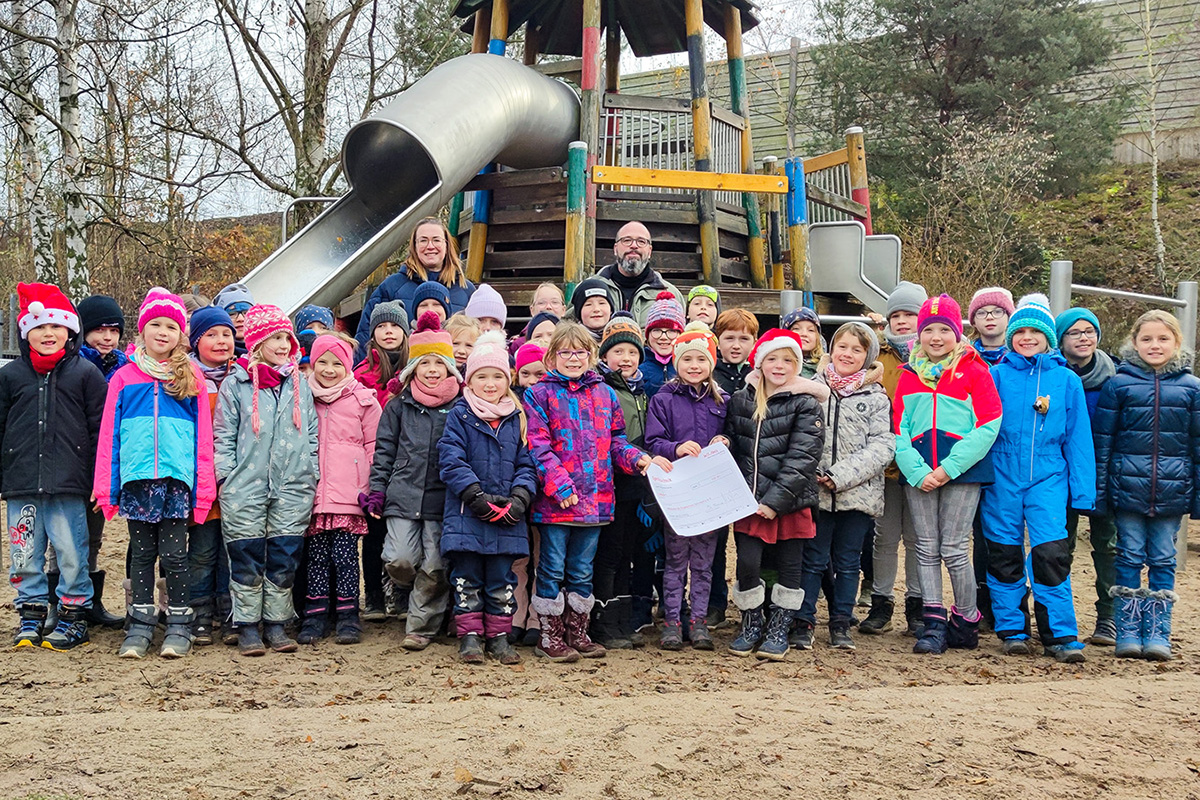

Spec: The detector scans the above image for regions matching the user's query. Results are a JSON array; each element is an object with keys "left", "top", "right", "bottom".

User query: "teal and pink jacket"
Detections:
[
  {"left": 893, "top": 345, "right": 1002, "bottom": 487},
  {"left": 94, "top": 361, "right": 217, "bottom": 523}
]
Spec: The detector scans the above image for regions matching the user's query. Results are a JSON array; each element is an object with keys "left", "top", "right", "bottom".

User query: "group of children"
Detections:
[{"left": 5, "top": 261, "right": 1197, "bottom": 665}]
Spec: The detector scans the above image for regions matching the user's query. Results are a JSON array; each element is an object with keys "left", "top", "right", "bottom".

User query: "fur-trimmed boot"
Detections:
[
  {"left": 564, "top": 593, "right": 606, "bottom": 658},
  {"left": 912, "top": 606, "right": 948, "bottom": 654},
  {"left": 757, "top": 584, "right": 805, "bottom": 661},
  {"left": 1143, "top": 589, "right": 1177, "bottom": 662},
  {"left": 532, "top": 593, "right": 579, "bottom": 662},
  {"left": 160, "top": 606, "right": 196, "bottom": 658},
  {"left": 1110, "top": 586, "right": 1145, "bottom": 659},
  {"left": 729, "top": 580, "right": 766, "bottom": 656},
  {"left": 946, "top": 606, "right": 980, "bottom": 650}
]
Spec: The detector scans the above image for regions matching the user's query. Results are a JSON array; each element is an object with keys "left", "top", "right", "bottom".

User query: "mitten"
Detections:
[
  {"left": 358, "top": 491, "right": 385, "bottom": 517},
  {"left": 499, "top": 487, "right": 533, "bottom": 525}
]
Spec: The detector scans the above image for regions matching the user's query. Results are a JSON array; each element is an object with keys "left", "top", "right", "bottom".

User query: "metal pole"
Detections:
[
  {"left": 564, "top": 141, "right": 588, "bottom": 301},
  {"left": 1048, "top": 260, "right": 1073, "bottom": 315},
  {"left": 1176, "top": 280, "right": 1198, "bottom": 568}
]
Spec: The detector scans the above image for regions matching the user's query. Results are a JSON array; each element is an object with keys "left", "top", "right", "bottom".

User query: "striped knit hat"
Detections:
[
  {"left": 242, "top": 304, "right": 302, "bottom": 435},
  {"left": 673, "top": 321, "right": 718, "bottom": 367},
  {"left": 398, "top": 311, "right": 461, "bottom": 383},
  {"left": 644, "top": 291, "right": 686, "bottom": 332},
  {"left": 138, "top": 287, "right": 187, "bottom": 334},
  {"left": 599, "top": 311, "right": 644, "bottom": 360},
  {"left": 1006, "top": 293, "right": 1058, "bottom": 349}
]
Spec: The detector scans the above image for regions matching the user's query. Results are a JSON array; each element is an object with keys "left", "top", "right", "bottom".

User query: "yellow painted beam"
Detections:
[
  {"left": 801, "top": 147, "right": 848, "bottom": 174},
  {"left": 591, "top": 165, "right": 787, "bottom": 194}
]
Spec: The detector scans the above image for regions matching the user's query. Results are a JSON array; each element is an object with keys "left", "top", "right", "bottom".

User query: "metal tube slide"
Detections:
[{"left": 240, "top": 54, "right": 580, "bottom": 315}]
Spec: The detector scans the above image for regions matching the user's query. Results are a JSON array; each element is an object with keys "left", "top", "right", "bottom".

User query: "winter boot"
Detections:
[
  {"left": 160, "top": 606, "right": 196, "bottom": 659},
  {"left": 297, "top": 597, "right": 332, "bottom": 644},
  {"left": 362, "top": 587, "right": 387, "bottom": 622},
  {"left": 858, "top": 595, "right": 894, "bottom": 635},
  {"left": 564, "top": 593, "right": 606, "bottom": 658},
  {"left": 42, "top": 605, "right": 90, "bottom": 651},
  {"left": 335, "top": 605, "right": 363, "bottom": 645},
  {"left": 659, "top": 620, "right": 684, "bottom": 651},
  {"left": 459, "top": 633, "right": 485, "bottom": 664},
  {"left": 1043, "top": 640, "right": 1086, "bottom": 663},
  {"left": 531, "top": 594, "right": 579, "bottom": 663},
  {"left": 829, "top": 622, "right": 855, "bottom": 650},
  {"left": 690, "top": 617, "right": 714, "bottom": 651},
  {"left": 264, "top": 622, "right": 298, "bottom": 652},
  {"left": 217, "top": 593, "right": 238, "bottom": 646},
  {"left": 1143, "top": 589, "right": 1177, "bottom": 662},
  {"left": 42, "top": 572, "right": 60, "bottom": 635},
  {"left": 1088, "top": 617, "right": 1117, "bottom": 647},
  {"left": 945, "top": 607, "right": 980, "bottom": 650},
  {"left": 237, "top": 625, "right": 267, "bottom": 657},
  {"left": 617, "top": 596, "right": 644, "bottom": 648},
  {"left": 191, "top": 598, "right": 215, "bottom": 647},
  {"left": 1111, "top": 586, "right": 1144, "bottom": 659},
  {"left": 912, "top": 606, "right": 948, "bottom": 654},
  {"left": 631, "top": 595, "right": 655, "bottom": 633},
  {"left": 728, "top": 580, "right": 767, "bottom": 656},
  {"left": 86, "top": 571, "right": 124, "bottom": 629},
  {"left": 904, "top": 596, "right": 925, "bottom": 638},
  {"left": 118, "top": 604, "right": 158, "bottom": 659},
  {"left": 790, "top": 618, "right": 815, "bottom": 650},
  {"left": 757, "top": 584, "right": 805, "bottom": 661},
  {"left": 1001, "top": 636, "right": 1031, "bottom": 655},
  {"left": 14, "top": 605, "right": 47, "bottom": 648},
  {"left": 590, "top": 598, "right": 631, "bottom": 649},
  {"left": 486, "top": 634, "right": 522, "bottom": 664},
  {"left": 382, "top": 577, "right": 401, "bottom": 617}
]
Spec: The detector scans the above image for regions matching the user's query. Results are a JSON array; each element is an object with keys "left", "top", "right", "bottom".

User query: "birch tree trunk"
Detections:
[
  {"left": 55, "top": 0, "right": 88, "bottom": 298},
  {"left": 12, "top": 0, "right": 57, "bottom": 282}
]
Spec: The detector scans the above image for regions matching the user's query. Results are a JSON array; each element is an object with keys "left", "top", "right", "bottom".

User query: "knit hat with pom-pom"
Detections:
[
  {"left": 465, "top": 330, "right": 511, "bottom": 382},
  {"left": 18, "top": 282, "right": 79, "bottom": 338},
  {"left": 673, "top": 320, "right": 718, "bottom": 367},
  {"left": 241, "top": 304, "right": 302, "bottom": 435},
  {"left": 644, "top": 291, "right": 686, "bottom": 333},
  {"left": 137, "top": 287, "right": 188, "bottom": 334},
  {"left": 968, "top": 286, "right": 1015, "bottom": 324},
  {"left": 398, "top": 311, "right": 460, "bottom": 383},
  {"left": 1006, "top": 293, "right": 1058, "bottom": 349}
]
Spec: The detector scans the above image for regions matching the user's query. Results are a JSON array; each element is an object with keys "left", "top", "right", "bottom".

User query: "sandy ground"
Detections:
[{"left": 2, "top": 519, "right": 1199, "bottom": 800}]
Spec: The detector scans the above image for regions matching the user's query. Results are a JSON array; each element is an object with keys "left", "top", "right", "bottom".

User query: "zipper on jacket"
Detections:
[
  {"left": 930, "top": 385, "right": 939, "bottom": 469},
  {"left": 752, "top": 416, "right": 762, "bottom": 497},
  {"left": 1028, "top": 360, "right": 1040, "bottom": 482},
  {"left": 37, "top": 375, "right": 48, "bottom": 490},
  {"left": 1151, "top": 372, "right": 1160, "bottom": 513},
  {"left": 154, "top": 381, "right": 161, "bottom": 478},
  {"left": 829, "top": 395, "right": 842, "bottom": 512}
]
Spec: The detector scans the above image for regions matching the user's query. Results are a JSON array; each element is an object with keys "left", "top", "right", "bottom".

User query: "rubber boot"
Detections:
[
  {"left": 160, "top": 606, "right": 196, "bottom": 658},
  {"left": 42, "top": 605, "right": 90, "bottom": 651},
  {"left": 945, "top": 606, "right": 980, "bottom": 650},
  {"left": 14, "top": 604, "right": 47, "bottom": 648},
  {"left": 912, "top": 606, "right": 948, "bottom": 654},
  {"left": 263, "top": 621, "right": 298, "bottom": 653},
  {"left": 729, "top": 580, "right": 767, "bottom": 656},
  {"left": 563, "top": 593, "right": 606, "bottom": 658},
  {"left": 590, "top": 598, "right": 631, "bottom": 649},
  {"left": 217, "top": 593, "right": 238, "bottom": 646},
  {"left": 858, "top": 595, "right": 894, "bottom": 635},
  {"left": 1143, "top": 589, "right": 1177, "bottom": 662},
  {"left": 532, "top": 593, "right": 579, "bottom": 663},
  {"left": 1111, "top": 586, "right": 1144, "bottom": 659},
  {"left": 486, "top": 634, "right": 521, "bottom": 664},
  {"left": 237, "top": 624, "right": 267, "bottom": 657},
  {"left": 904, "top": 596, "right": 925, "bottom": 638},
  {"left": 617, "top": 596, "right": 644, "bottom": 648},
  {"left": 757, "top": 584, "right": 805, "bottom": 661},
  {"left": 118, "top": 604, "right": 158, "bottom": 658},
  {"left": 85, "top": 571, "right": 124, "bottom": 629},
  {"left": 42, "top": 572, "right": 60, "bottom": 635}
]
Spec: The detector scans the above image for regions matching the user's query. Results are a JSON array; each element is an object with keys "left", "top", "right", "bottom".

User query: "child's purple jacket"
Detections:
[
  {"left": 523, "top": 369, "right": 645, "bottom": 525},
  {"left": 644, "top": 381, "right": 729, "bottom": 460}
]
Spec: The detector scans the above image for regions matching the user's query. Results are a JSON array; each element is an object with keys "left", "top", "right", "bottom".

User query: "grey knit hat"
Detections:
[
  {"left": 886, "top": 281, "right": 928, "bottom": 319},
  {"left": 370, "top": 300, "right": 410, "bottom": 335}
]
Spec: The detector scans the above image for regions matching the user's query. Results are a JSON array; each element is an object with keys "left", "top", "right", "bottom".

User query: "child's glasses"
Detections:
[
  {"left": 1062, "top": 328, "right": 1097, "bottom": 341},
  {"left": 556, "top": 349, "right": 589, "bottom": 361}
]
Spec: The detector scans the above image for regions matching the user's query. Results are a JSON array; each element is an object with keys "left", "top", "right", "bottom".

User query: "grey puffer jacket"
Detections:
[{"left": 815, "top": 359, "right": 895, "bottom": 517}]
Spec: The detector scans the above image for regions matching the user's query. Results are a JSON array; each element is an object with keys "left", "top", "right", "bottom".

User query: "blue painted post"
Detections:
[{"left": 785, "top": 156, "right": 810, "bottom": 299}]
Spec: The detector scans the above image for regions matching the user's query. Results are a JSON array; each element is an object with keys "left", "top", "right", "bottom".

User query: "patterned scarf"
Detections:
[
  {"left": 133, "top": 345, "right": 173, "bottom": 383},
  {"left": 908, "top": 343, "right": 964, "bottom": 388},
  {"left": 824, "top": 362, "right": 867, "bottom": 398}
]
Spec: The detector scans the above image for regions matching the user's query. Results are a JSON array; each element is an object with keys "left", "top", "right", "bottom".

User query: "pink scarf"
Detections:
[
  {"left": 239, "top": 356, "right": 302, "bottom": 435},
  {"left": 824, "top": 362, "right": 867, "bottom": 398},
  {"left": 308, "top": 372, "right": 355, "bottom": 404},
  {"left": 410, "top": 375, "right": 459, "bottom": 407},
  {"left": 463, "top": 386, "right": 516, "bottom": 421}
]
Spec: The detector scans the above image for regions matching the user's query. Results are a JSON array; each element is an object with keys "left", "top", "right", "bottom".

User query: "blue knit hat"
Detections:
[
  {"left": 412, "top": 280, "right": 451, "bottom": 318},
  {"left": 295, "top": 304, "right": 334, "bottom": 332},
  {"left": 1007, "top": 293, "right": 1058, "bottom": 349},
  {"left": 1055, "top": 307, "right": 1101, "bottom": 343},
  {"left": 188, "top": 306, "right": 235, "bottom": 351}
]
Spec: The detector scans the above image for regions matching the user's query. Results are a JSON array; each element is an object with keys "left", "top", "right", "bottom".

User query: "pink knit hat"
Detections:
[
  {"left": 243, "top": 304, "right": 299, "bottom": 358},
  {"left": 644, "top": 291, "right": 686, "bottom": 333},
  {"left": 514, "top": 342, "right": 546, "bottom": 372},
  {"left": 967, "top": 287, "right": 1015, "bottom": 324},
  {"left": 465, "top": 330, "right": 511, "bottom": 382},
  {"left": 138, "top": 287, "right": 187, "bottom": 334},
  {"left": 918, "top": 294, "right": 964, "bottom": 341},
  {"left": 309, "top": 334, "right": 353, "bottom": 371}
]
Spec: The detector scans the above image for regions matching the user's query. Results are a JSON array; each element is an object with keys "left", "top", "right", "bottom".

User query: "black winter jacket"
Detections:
[
  {"left": 715, "top": 358, "right": 752, "bottom": 396},
  {"left": 1094, "top": 349, "right": 1200, "bottom": 518},
  {"left": 369, "top": 387, "right": 457, "bottom": 520},
  {"left": 0, "top": 338, "right": 107, "bottom": 498},
  {"left": 724, "top": 373, "right": 828, "bottom": 516}
]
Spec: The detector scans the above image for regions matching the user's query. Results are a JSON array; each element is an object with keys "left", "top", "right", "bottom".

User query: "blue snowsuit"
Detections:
[{"left": 980, "top": 350, "right": 1096, "bottom": 645}]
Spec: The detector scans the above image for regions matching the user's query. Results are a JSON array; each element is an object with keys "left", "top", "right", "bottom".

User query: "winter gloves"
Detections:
[
  {"left": 358, "top": 491, "right": 385, "bottom": 518},
  {"left": 463, "top": 484, "right": 533, "bottom": 525}
]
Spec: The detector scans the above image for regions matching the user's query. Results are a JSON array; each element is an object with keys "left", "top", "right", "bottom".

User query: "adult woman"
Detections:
[{"left": 354, "top": 217, "right": 476, "bottom": 354}]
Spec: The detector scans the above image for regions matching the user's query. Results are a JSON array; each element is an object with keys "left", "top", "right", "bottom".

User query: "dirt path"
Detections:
[{"left": 2, "top": 521, "right": 1199, "bottom": 799}]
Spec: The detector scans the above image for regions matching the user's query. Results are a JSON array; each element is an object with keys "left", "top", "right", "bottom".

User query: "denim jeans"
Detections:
[
  {"left": 188, "top": 518, "right": 223, "bottom": 611},
  {"left": 1113, "top": 511, "right": 1181, "bottom": 592},
  {"left": 6, "top": 495, "right": 92, "bottom": 608},
  {"left": 800, "top": 510, "right": 873, "bottom": 625},
  {"left": 536, "top": 524, "right": 601, "bottom": 600}
]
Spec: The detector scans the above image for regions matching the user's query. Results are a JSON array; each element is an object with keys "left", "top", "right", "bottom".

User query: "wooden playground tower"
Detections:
[{"left": 446, "top": 0, "right": 874, "bottom": 315}]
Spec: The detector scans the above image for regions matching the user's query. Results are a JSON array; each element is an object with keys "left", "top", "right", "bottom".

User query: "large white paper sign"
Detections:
[{"left": 645, "top": 443, "right": 760, "bottom": 537}]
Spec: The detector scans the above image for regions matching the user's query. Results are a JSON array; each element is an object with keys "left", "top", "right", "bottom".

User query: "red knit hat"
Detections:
[
  {"left": 18, "top": 282, "right": 79, "bottom": 338},
  {"left": 749, "top": 328, "right": 805, "bottom": 370}
]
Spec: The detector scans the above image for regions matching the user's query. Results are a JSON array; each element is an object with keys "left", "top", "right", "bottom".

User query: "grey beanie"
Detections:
[
  {"left": 832, "top": 321, "right": 881, "bottom": 367},
  {"left": 886, "top": 281, "right": 928, "bottom": 318},
  {"left": 370, "top": 300, "right": 410, "bottom": 335}
]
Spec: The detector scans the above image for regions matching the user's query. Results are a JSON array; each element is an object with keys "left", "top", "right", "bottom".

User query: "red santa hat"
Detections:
[
  {"left": 18, "top": 282, "right": 80, "bottom": 339},
  {"left": 748, "top": 328, "right": 805, "bottom": 370}
]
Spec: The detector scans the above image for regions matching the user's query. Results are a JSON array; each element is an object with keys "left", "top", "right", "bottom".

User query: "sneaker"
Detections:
[
  {"left": 706, "top": 607, "right": 730, "bottom": 630},
  {"left": 296, "top": 615, "right": 329, "bottom": 645},
  {"left": 1044, "top": 641, "right": 1086, "bottom": 664},
  {"left": 829, "top": 624, "right": 855, "bottom": 650},
  {"left": 41, "top": 607, "right": 90, "bottom": 651},
  {"left": 192, "top": 618, "right": 214, "bottom": 647},
  {"left": 1088, "top": 617, "right": 1117, "bottom": 647},
  {"left": 857, "top": 585, "right": 872, "bottom": 608},
  {"left": 690, "top": 619, "right": 714, "bottom": 651},
  {"left": 402, "top": 633, "right": 431, "bottom": 651},
  {"left": 659, "top": 621, "right": 684, "bottom": 651},
  {"left": 858, "top": 595, "right": 894, "bottom": 635},
  {"left": 459, "top": 633, "right": 485, "bottom": 664},
  {"left": 1001, "top": 637, "right": 1030, "bottom": 655},
  {"left": 486, "top": 634, "right": 522, "bottom": 664},
  {"left": 789, "top": 619, "right": 814, "bottom": 651}
]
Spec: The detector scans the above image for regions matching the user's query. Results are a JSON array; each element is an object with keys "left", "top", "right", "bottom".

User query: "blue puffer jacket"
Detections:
[
  {"left": 437, "top": 398, "right": 539, "bottom": 556},
  {"left": 1094, "top": 348, "right": 1200, "bottom": 517},
  {"left": 354, "top": 267, "right": 476, "bottom": 355},
  {"left": 989, "top": 350, "right": 1095, "bottom": 509}
]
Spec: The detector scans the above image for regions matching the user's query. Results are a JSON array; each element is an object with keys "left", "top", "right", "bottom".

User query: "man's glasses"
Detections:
[{"left": 616, "top": 237, "right": 651, "bottom": 247}]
